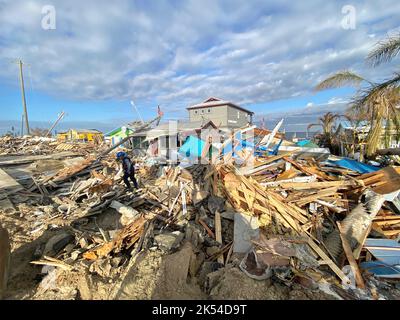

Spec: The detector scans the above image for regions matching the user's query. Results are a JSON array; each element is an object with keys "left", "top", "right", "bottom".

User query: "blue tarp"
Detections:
[
  {"left": 296, "top": 140, "right": 319, "bottom": 148},
  {"left": 326, "top": 158, "right": 380, "bottom": 174},
  {"left": 296, "top": 140, "right": 311, "bottom": 147},
  {"left": 178, "top": 136, "right": 205, "bottom": 158},
  {"left": 179, "top": 134, "right": 282, "bottom": 159}
]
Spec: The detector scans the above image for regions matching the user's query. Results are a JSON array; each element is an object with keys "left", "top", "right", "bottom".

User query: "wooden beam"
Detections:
[
  {"left": 278, "top": 180, "right": 357, "bottom": 190},
  {"left": 215, "top": 211, "right": 224, "bottom": 264},
  {"left": 337, "top": 222, "right": 365, "bottom": 289},
  {"left": 307, "top": 238, "right": 351, "bottom": 285}
]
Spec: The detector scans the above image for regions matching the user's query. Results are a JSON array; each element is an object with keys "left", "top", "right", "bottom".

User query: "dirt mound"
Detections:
[{"left": 115, "top": 242, "right": 206, "bottom": 300}]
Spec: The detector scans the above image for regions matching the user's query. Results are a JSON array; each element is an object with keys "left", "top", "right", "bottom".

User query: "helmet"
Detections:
[{"left": 116, "top": 151, "right": 126, "bottom": 159}]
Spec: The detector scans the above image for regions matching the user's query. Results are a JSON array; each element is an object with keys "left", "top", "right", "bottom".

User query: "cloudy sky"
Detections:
[{"left": 0, "top": 0, "right": 399, "bottom": 133}]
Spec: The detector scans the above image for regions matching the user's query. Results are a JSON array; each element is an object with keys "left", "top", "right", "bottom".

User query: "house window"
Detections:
[
  {"left": 194, "top": 110, "right": 198, "bottom": 114},
  {"left": 201, "top": 109, "right": 204, "bottom": 113},
  {"left": 208, "top": 109, "right": 211, "bottom": 113}
]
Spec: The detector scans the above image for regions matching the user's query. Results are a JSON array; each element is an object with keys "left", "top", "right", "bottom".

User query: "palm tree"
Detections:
[
  {"left": 315, "top": 33, "right": 400, "bottom": 157},
  {"left": 307, "top": 112, "right": 340, "bottom": 135},
  {"left": 338, "top": 110, "right": 369, "bottom": 160},
  {"left": 307, "top": 112, "right": 340, "bottom": 152}
]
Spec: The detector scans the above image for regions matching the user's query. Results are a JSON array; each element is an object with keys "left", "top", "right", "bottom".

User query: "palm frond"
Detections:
[
  {"left": 351, "top": 73, "right": 400, "bottom": 110},
  {"left": 367, "top": 33, "right": 400, "bottom": 67},
  {"left": 314, "top": 71, "right": 365, "bottom": 91}
]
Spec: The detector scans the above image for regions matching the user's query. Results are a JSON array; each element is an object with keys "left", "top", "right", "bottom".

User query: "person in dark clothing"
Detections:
[{"left": 116, "top": 151, "right": 139, "bottom": 190}]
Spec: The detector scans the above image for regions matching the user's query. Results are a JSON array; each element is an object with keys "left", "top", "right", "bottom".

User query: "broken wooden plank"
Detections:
[
  {"left": 337, "top": 222, "right": 365, "bottom": 289},
  {"left": 278, "top": 180, "right": 358, "bottom": 190},
  {"left": 215, "top": 211, "right": 224, "bottom": 264},
  {"left": 307, "top": 238, "right": 351, "bottom": 285},
  {"left": 30, "top": 256, "right": 73, "bottom": 271}
]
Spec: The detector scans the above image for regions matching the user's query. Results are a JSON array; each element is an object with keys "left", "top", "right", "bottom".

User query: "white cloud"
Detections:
[{"left": 0, "top": 0, "right": 399, "bottom": 114}]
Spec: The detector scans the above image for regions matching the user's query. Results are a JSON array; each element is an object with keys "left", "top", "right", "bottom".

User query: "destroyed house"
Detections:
[
  {"left": 56, "top": 129, "right": 103, "bottom": 143},
  {"left": 337, "top": 124, "right": 400, "bottom": 157},
  {"left": 187, "top": 97, "right": 254, "bottom": 130},
  {"left": 144, "top": 120, "right": 219, "bottom": 159},
  {"left": 104, "top": 126, "right": 149, "bottom": 151}
]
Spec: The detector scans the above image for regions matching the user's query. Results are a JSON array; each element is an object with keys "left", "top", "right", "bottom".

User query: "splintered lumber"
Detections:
[
  {"left": 283, "top": 157, "right": 329, "bottom": 180},
  {"left": 263, "top": 175, "right": 317, "bottom": 188},
  {"left": 83, "top": 216, "right": 147, "bottom": 260},
  {"left": 258, "top": 151, "right": 297, "bottom": 166},
  {"left": 44, "top": 157, "right": 96, "bottom": 184},
  {"left": 277, "top": 180, "right": 358, "bottom": 190},
  {"left": 276, "top": 168, "right": 301, "bottom": 180},
  {"left": 290, "top": 187, "right": 339, "bottom": 206},
  {"left": 303, "top": 166, "right": 337, "bottom": 181},
  {"left": 337, "top": 222, "right": 365, "bottom": 289},
  {"left": 314, "top": 200, "right": 346, "bottom": 214},
  {"left": 359, "top": 167, "right": 400, "bottom": 195},
  {"left": 31, "top": 256, "right": 73, "bottom": 271},
  {"left": 215, "top": 211, "right": 224, "bottom": 264},
  {"left": 201, "top": 135, "right": 212, "bottom": 160},
  {"left": 306, "top": 238, "right": 351, "bottom": 285},
  {"left": 0, "top": 152, "right": 77, "bottom": 166},
  {"left": 219, "top": 165, "right": 306, "bottom": 233}
]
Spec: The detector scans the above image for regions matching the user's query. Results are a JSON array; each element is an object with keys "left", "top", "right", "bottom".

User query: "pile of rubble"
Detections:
[
  {"left": 0, "top": 135, "right": 99, "bottom": 156},
  {"left": 1, "top": 134, "right": 400, "bottom": 300}
]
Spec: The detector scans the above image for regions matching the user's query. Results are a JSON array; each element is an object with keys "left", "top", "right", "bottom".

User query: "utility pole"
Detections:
[
  {"left": 21, "top": 114, "right": 24, "bottom": 137},
  {"left": 46, "top": 111, "right": 65, "bottom": 137},
  {"left": 18, "top": 59, "right": 30, "bottom": 135}
]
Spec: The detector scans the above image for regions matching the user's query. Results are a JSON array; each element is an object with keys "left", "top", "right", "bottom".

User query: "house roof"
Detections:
[
  {"left": 105, "top": 125, "right": 133, "bottom": 137},
  {"left": 187, "top": 97, "right": 254, "bottom": 115}
]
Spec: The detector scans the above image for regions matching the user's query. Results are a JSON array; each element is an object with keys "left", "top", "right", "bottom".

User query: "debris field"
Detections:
[{"left": 1, "top": 133, "right": 400, "bottom": 300}]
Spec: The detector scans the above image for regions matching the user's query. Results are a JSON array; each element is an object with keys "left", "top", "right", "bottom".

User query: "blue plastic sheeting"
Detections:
[
  {"left": 178, "top": 136, "right": 205, "bottom": 158},
  {"left": 296, "top": 140, "right": 319, "bottom": 148},
  {"left": 179, "top": 134, "right": 283, "bottom": 159},
  {"left": 222, "top": 134, "right": 255, "bottom": 156},
  {"left": 364, "top": 238, "right": 400, "bottom": 265},
  {"left": 269, "top": 139, "right": 283, "bottom": 156},
  {"left": 326, "top": 158, "right": 379, "bottom": 174},
  {"left": 296, "top": 140, "right": 311, "bottom": 147},
  {"left": 360, "top": 261, "right": 400, "bottom": 278}
]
